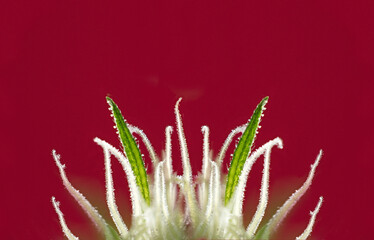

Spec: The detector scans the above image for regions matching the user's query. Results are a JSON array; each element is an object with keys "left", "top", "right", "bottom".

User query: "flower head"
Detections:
[{"left": 52, "top": 97, "right": 323, "bottom": 239}]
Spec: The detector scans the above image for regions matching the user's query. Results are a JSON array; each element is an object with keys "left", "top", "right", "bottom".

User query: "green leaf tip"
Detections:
[
  {"left": 224, "top": 96, "right": 269, "bottom": 205},
  {"left": 106, "top": 96, "right": 151, "bottom": 205}
]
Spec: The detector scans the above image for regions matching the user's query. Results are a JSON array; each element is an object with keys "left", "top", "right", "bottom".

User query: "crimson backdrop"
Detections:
[{"left": 1, "top": 1, "right": 373, "bottom": 239}]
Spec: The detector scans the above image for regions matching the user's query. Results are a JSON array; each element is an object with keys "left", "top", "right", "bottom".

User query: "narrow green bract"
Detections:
[
  {"left": 225, "top": 97, "right": 269, "bottom": 204},
  {"left": 106, "top": 96, "right": 150, "bottom": 205}
]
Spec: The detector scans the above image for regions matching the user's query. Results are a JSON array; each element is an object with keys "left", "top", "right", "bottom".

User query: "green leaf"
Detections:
[
  {"left": 106, "top": 96, "right": 150, "bottom": 205},
  {"left": 224, "top": 97, "right": 269, "bottom": 205}
]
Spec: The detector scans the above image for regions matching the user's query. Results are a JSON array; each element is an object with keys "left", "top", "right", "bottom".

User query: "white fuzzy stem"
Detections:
[
  {"left": 102, "top": 147, "right": 129, "bottom": 238},
  {"left": 205, "top": 166, "right": 215, "bottom": 220},
  {"left": 296, "top": 196, "right": 323, "bottom": 240},
  {"left": 94, "top": 138, "right": 145, "bottom": 216},
  {"left": 174, "top": 98, "right": 198, "bottom": 225},
  {"left": 175, "top": 98, "right": 192, "bottom": 182},
  {"left": 155, "top": 162, "right": 170, "bottom": 219},
  {"left": 129, "top": 124, "right": 159, "bottom": 167},
  {"left": 244, "top": 138, "right": 283, "bottom": 239},
  {"left": 211, "top": 162, "right": 220, "bottom": 214},
  {"left": 216, "top": 124, "right": 246, "bottom": 168},
  {"left": 199, "top": 126, "right": 211, "bottom": 209},
  {"left": 155, "top": 161, "right": 169, "bottom": 238},
  {"left": 52, "top": 150, "right": 108, "bottom": 233},
  {"left": 164, "top": 126, "right": 173, "bottom": 179},
  {"left": 201, "top": 126, "right": 210, "bottom": 179},
  {"left": 231, "top": 138, "right": 283, "bottom": 216},
  {"left": 164, "top": 126, "right": 175, "bottom": 209},
  {"left": 264, "top": 150, "right": 322, "bottom": 238},
  {"left": 205, "top": 161, "right": 220, "bottom": 220},
  {"left": 163, "top": 126, "right": 176, "bottom": 209},
  {"left": 51, "top": 197, "right": 79, "bottom": 240}
]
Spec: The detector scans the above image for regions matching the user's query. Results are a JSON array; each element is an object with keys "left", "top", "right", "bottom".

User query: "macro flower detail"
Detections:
[{"left": 52, "top": 97, "right": 323, "bottom": 240}]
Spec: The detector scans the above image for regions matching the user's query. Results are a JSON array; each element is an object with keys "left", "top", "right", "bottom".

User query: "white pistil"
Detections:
[
  {"left": 200, "top": 126, "right": 211, "bottom": 209},
  {"left": 296, "top": 196, "right": 323, "bottom": 240},
  {"left": 201, "top": 126, "right": 210, "bottom": 179},
  {"left": 52, "top": 150, "right": 108, "bottom": 233},
  {"left": 164, "top": 126, "right": 175, "bottom": 209},
  {"left": 102, "top": 146, "right": 129, "bottom": 238},
  {"left": 51, "top": 197, "right": 79, "bottom": 240},
  {"left": 155, "top": 162, "right": 170, "bottom": 220},
  {"left": 164, "top": 126, "right": 173, "bottom": 180},
  {"left": 94, "top": 138, "right": 145, "bottom": 216},
  {"left": 205, "top": 161, "right": 220, "bottom": 220},
  {"left": 216, "top": 124, "right": 246, "bottom": 168},
  {"left": 231, "top": 138, "right": 283, "bottom": 216},
  {"left": 129, "top": 124, "right": 159, "bottom": 166},
  {"left": 175, "top": 98, "right": 198, "bottom": 225},
  {"left": 175, "top": 98, "right": 192, "bottom": 182},
  {"left": 263, "top": 150, "right": 323, "bottom": 238},
  {"left": 245, "top": 138, "right": 283, "bottom": 238}
]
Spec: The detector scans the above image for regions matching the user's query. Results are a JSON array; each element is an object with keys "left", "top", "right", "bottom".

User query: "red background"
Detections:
[{"left": 1, "top": 1, "right": 373, "bottom": 239}]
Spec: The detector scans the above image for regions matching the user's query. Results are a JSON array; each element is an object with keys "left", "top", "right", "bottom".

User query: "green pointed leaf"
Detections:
[
  {"left": 225, "top": 97, "right": 269, "bottom": 205},
  {"left": 106, "top": 96, "right": 150, "bottom": 205}
]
